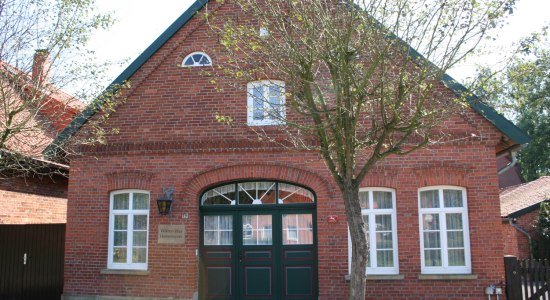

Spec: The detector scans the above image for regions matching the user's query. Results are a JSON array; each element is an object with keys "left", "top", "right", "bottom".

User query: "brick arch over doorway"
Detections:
[{"left": 183, "top": 163, "right": 336, "bottom": 202}]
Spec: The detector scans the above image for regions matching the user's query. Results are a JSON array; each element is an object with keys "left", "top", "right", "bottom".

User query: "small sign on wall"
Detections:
[
  {"left": 327, "top": 215, "right": 338, "bottom": 224},
  {"left": 158, "top": 225, "right": 186, "bottom": 244}
]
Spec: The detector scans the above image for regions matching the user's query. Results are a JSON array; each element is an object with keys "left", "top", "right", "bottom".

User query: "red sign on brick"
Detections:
[{"left": 327, "top": 215, "right": 338, "bottom": 224}]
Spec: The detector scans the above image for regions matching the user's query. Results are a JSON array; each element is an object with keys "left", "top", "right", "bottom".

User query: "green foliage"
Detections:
[
  {"left": 0, "top": 0, "right": 118, "bottom": 174},
  {"left": 533, "top": 201, "right": 550, "bottom": 259},
  {"left": 470, "top": 31, "right": 550, "bottom": 181}
]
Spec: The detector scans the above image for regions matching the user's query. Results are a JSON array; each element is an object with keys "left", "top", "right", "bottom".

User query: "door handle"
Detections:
[
  {"left": 239, "top": 251, "right": 244, "bottom": 263},
  {"left": 23, "top": 253, "right": 27, "bottom": 265}
]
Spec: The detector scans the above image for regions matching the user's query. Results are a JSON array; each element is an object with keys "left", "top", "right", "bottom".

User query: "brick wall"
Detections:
[
  {"left": 0, "top": 175, "right": 68, "bottom": 224},
  {"left": 503, "top": 210, "right": 539, "bottom": 259},
  {"left": 63, "top": 2, "right": 508, "bottom": 299}
]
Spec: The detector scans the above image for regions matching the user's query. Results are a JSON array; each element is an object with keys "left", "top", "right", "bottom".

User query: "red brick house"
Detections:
[
  {"left": 52, "top": 1, "right": 530, "bottom": 299},
  {"left": 1, "top": 51, "right": 82, "bottom": 225},
  {"left": 501, "top": 176, "right": 550, "bottom": 259}
]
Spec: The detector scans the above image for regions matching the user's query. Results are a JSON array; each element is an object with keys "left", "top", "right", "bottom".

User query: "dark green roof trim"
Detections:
[
  {"left": 441, "top": 73, "right": 531, "bottom": 144},
  {"left": 404, "top": 41, "right": 531, "bottom": 145},
  {"left": 508, "top": 200, "right": 549, "bottom": 218},
  {"left": 45, "top": 0, "right": 529, "bottom": 157},
  {"left": 44, "top": 0, "right": 208, "bottom": 157}
]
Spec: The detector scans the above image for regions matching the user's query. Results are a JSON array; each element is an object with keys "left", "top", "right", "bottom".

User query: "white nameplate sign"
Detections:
[{"left": 158, "top": 225, "right": 185, "bottom": 244}]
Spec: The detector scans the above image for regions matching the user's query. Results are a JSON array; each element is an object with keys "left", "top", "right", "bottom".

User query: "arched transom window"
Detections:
[
  {"left": 201, "top": 181, "right": 315, "bottom": 205},
  {"left": 182, "top": 51, "right": 212, "bottom": 67}
]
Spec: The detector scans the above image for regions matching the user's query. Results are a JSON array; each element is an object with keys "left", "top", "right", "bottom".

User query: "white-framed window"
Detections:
[
  {"left": 418, "top": 186, "right": 471, "bottom": 274},
  {"left": 247, "top": 80, "right": 285, "bottom": 126},
  {"left": 348, "top": 188, "right": 399, "bottom": 275},
  {"left": 182, "top": 51, "right": 212, "bottom": 67},
  {"left": 107, "top": 190, "right": 150, "bottom": 270}
]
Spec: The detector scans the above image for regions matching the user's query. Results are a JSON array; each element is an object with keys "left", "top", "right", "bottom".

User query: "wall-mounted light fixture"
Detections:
[{"left": 157, "top": 187, "right": 174, "bottom": 215}]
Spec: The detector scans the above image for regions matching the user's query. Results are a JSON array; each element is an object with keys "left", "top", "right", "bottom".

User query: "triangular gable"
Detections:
[{"left": 44, "top": 0, "right": 529, "bottom": 157}]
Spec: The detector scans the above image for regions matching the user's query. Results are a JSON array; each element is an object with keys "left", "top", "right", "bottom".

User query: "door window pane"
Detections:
[
  {"left": 238, "top": 182, "right": 276, "bottom": 205},
  {"left": 204, "top": 215, "right": 233, "bottom": 245},
  {"left": 201, "top": 181, "right": 315, "bottom": 206},
  {"left": 243, "top": 215, "right": 273, "bottom": 245},
  {"left": 201, "top": 184, "right": 236, "bottom": 205},
  {"left": 282, "top": 214, "right": 313, "bottom": 245},
  {"left": 278, "top": 183, "right": 315, "bottom": 204}
]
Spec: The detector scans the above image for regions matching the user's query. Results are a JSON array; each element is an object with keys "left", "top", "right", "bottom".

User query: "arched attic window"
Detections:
[{"left": 182, "top": 52, "right": 212, "bottom": 67}]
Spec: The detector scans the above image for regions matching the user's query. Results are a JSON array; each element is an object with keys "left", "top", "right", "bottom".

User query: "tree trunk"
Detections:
[{"left": 341, "top": 181, "right": 368, "bottom": 300}]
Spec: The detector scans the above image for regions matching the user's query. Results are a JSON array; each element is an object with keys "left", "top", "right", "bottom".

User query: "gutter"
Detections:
[
  {"left": 507, "top": 217, "right": 533, "bottom": 259},
  {"left": 497, "top": 144, "right": 525, "bottom": 175}
]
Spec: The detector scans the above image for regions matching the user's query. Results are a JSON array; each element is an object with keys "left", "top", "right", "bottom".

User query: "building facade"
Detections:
[{"left": 57, "top": 1, "right": 529, "bottom": 299}]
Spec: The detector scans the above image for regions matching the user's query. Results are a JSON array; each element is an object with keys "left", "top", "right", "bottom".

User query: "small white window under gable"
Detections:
[
  {"left": 182, "top": 52, "right": 212, "bottom": 67},
  {"left": 247, "top": 80, "right": 286, "bottom": 126}
]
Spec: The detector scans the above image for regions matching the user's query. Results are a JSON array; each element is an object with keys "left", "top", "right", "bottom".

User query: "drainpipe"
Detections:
[
  {"left": 497, "top": 148, "right": 519, "bottom": 175},
  {"left": 508, "top": 218, "right": 533, "bottom": 259}
]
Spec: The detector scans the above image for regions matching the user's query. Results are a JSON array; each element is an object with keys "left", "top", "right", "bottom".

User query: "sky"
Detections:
[{"left": 88, "top": 0, "right": 550, "bottom": 89}]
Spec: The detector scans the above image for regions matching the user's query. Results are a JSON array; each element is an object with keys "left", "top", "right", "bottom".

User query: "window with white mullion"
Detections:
[
  {"left": 419, "top": 186, "right": 470, "bottom": 274},
  {"left": 247, "top": 80, "right": 285, "bottom": 126},
  {"left": 349, "top": 188, "right": 399, "bottom": 275},
  {"left": 108, "top": 190, "right": 150, "bottom": 270}
]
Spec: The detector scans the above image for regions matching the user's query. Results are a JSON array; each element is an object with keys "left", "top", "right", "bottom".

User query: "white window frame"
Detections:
[
  {"left": 182, "top": 51, "right": 212, "bottom": 67},
  {"left": 247, "top": 80, "right": 285, "bottom": 126},
  {"left": 348, "top": 187, "right": 399, "bottom": 275},
  {"left": 418, "top": 186, "right": 471, "bottom": 274},
  {"left": 107, "top": 189, "right": 150, "bottom": 270}
]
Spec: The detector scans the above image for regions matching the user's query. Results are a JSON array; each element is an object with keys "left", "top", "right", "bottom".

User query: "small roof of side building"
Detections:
[{"left": 500, "top": 176, "right": 550, "bottom": 218}]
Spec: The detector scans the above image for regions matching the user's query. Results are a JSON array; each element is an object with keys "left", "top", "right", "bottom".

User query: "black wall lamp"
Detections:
[{"left": 157, "top": 187, "right": 174, "bottom": 215}]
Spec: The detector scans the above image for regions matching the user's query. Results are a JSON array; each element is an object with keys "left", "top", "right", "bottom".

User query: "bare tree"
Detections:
[
  {"left": 205, "top": 0, "right": 515, "bottom": 298},
  {"left": 0, "top": 0, "right": 121, "bottom": 176}
]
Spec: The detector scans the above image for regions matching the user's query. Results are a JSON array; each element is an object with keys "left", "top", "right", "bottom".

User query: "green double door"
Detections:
[{"left": 200, "top": 209, "right": 317, "bottom": 299}]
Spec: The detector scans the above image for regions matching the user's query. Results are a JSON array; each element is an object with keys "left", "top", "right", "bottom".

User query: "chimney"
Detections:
[{"left": 32, "top": 49, "right": 51, "bottom": 84}]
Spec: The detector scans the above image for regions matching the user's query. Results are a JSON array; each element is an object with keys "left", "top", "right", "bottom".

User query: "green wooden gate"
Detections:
[{"left": 199, "top": 181, "right": 318, "bottom": 300}]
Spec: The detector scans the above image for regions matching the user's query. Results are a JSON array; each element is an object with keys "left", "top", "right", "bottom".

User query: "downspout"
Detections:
[
  {"left": 497, "top": 147, "right": 520, "bottom": 175},
  {"left": 508, "top": 218, "right": 533, "bottom": 259}
]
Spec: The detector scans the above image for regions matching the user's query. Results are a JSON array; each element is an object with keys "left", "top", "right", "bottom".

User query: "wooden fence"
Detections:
[{"left": 505, "top": 256, "right": 550, "bottom": 300}]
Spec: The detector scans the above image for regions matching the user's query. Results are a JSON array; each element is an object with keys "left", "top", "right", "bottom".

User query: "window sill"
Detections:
[
  {"left": 100, "top": 269, "right": 149, "bottom": 276},
  {"left": 418, "top": 274, "right": 478, "bottom": 280},
  {"left": 344, "top": 274, "right": 404, "bottom": 281}
]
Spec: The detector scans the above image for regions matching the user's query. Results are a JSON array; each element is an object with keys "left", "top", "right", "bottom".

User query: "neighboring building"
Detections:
[
  {"left": 0, "top": 51, "right": 82, "bottom": 299},
  {"left": 501, "top": 176, "right": 550, "bottom": 259},
  {"left": 53, "top": 1, "right": 530, "bottom": 299},
  {"left": 0, "top": 50, "right": 82, "bottom": 225}
]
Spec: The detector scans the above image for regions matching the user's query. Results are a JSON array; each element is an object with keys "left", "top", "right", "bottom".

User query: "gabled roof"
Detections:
[
  {"left": 44, "top": 0, "right": 529, "bottom": 156},
  {"left": 500, "top": 176, "right": 550, "bottom": 218},
  {"left": 0, "top": 60, "right": 82, "bottom": 159}
]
